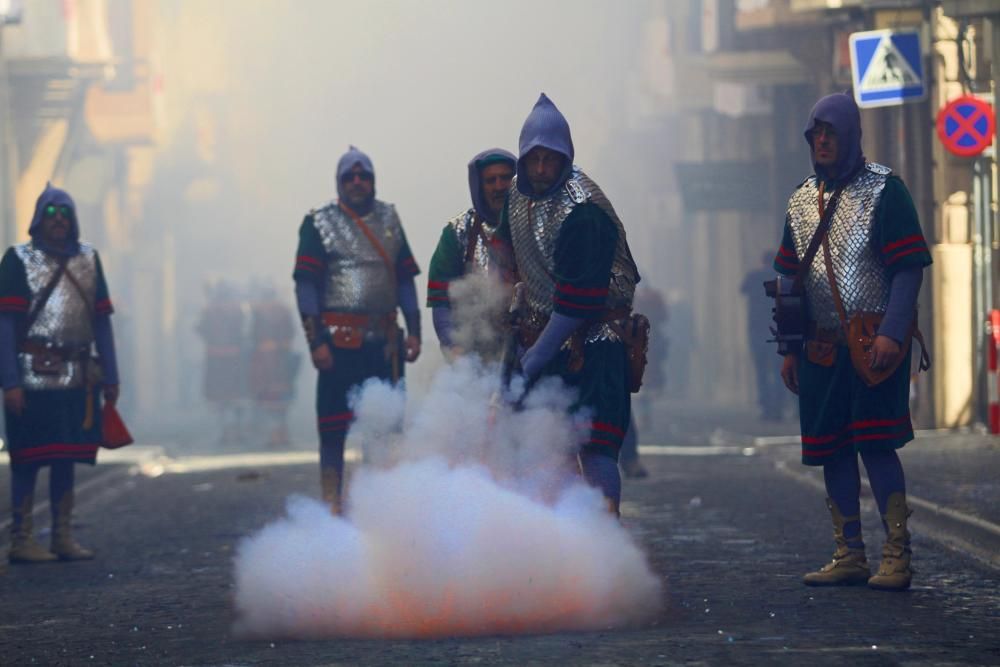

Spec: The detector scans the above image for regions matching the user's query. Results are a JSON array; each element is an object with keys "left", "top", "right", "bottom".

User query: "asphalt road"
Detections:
[{"left": 0, "top": 446, "right": 997, "bottom": 666}]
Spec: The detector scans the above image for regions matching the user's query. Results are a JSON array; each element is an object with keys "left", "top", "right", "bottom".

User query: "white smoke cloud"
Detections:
[{"left": 232, "top": 358, "right": 662, "bottom": 639}]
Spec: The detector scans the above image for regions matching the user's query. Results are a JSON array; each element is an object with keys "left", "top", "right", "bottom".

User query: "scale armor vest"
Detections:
[
  {"left": 16, "top": 241, "right": 99, "bottom": 390},
  {"left": 507, "top": 166, "right": 638, "bottom": 343},
  {"left": 787, "top": 162, "right": 892, "bottom": 331},
  {"left": 448, "top": 208, "right": 499, "bottom": 274},
  {"left": 311, "top": 200, "right": 404, "bottom": 315}
]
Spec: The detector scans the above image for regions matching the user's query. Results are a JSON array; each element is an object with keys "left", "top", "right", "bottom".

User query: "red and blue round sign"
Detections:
[{"left": 936, "top": 95, "right": 995, "bottom": 157}]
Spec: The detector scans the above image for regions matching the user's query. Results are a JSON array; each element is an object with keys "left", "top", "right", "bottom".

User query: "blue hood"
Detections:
[
  {"left": 336, "top": 145, "right": 376, "bottom": 214},
  {"left": 29, "top": 184, "right": 80, "bottom": 256},
  {"left": 803, "top": 92, "right": 865, "bottom": 185},
  {"left": 468, "top": 147, "right": 515, "bottom": 224},
  {"left": 516, "top": 93, "right": 575, "bottom": 198}
]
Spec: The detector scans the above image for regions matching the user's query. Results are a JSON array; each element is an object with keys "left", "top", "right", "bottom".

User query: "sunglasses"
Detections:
[
  {"left": 340, "top": 171, "right": 374, "bottom": 184},
  {"left": 44, "top": 205, "right": 71, "bottom": 218}
]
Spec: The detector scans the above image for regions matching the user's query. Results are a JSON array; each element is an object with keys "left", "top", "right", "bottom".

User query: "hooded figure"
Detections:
[
  {"left": 29, "top": 184, "right": 81, "bottom": 256},
  {"left": 0, "top": 183, "right": 121, "bottom": 565},
  {"left": 426, "top": 148, "right": 517, "bottom": 354},
  {"left": 469, "top": 148, "right": 516, "bottom": 225},
  {"left": 773, "top": 92, "right": 933, "bottom": 592},
  {"left": 499, "top": 93, "right": 640, "bottom": 516},
  {"left": 516, "top": 93, "right": 575, "bottom": 198},
  {"left": 803, "top": 92, "right": 865, "bottom": 186},
  {"left": 336, "top": 145, "right": 376, "bottom": 216}
]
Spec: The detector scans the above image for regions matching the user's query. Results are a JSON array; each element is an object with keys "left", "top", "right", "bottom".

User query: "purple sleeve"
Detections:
[
  {"left": 519, "top": 312, "right": 584, "bottom": 380},
  {"left": 295, "top": 279, "right": 321, "bottom": 317},
  {"left": 94, "top": 312, "right": 119, "bottom": 386},
  {"left": 398, "top": 276, "right": 421, "bottom": 341},
  {"left": 432, "top": 306, "right": 454, "bottom": 349},
  {"left": 878, "top": 267, "right": 923, "bottom": 344},
  {"left": 0, "top": 314, "right": 20, "bottom": 389}
]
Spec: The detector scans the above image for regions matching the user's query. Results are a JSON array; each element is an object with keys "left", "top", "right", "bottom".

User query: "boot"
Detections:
[
  {"left": 320, "top": 468, "right": 342, "bottom": 516},
  {"left": 868, "top": 492, "right": 912, "bottom": 591},
  {"left": 803, "top": 498, "right": 870, "bottom": 586},
  {"left": 50, "top": 492, "right": 94, "bottom": 561},
  {"left": 9, "top": 497, "right": 57, "bottom": 563}
]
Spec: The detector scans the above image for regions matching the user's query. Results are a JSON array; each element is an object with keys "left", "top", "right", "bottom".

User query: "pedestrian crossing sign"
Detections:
[{"left": 849, "top": 29, "right": 925, "bottom": 109}]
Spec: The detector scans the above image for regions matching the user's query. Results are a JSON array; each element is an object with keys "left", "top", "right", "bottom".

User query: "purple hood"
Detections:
[
  {"left": 336, "top": 145, "right": 376, "bottom": 213},
  {"left": 516, "top": 93, "right": 575, "bottom": 198},
  {"left": 468, "top": 147, "right": 515, "bottom": 224},
  {"left": 29, "top": 184, "right": 81, "bottom": 256},
  {"left": 803, "top": 92, "right": 866, "bottom": 184}
]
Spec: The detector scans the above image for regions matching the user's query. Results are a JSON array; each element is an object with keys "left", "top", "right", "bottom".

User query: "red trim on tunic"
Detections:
[
  {"left": 885, "top": 246, "right": 928, "bottom": 265},
  {"left": 803, "top": 428, "right": 913, "bottom": 458},
  {"left": 9, "top": 443, "right": 100, "bottom": 464},
  {"left": 592, "top": 421, "right": 625, "bottom": 438},
  {"left": 777, "top": 245, "right": 798, "bottom": 258},
  {"left": 553, "top": 298, "right": 604, "bottom": 311},
  {"left": 427, "top": 280, "right": 449, "bottom": 290},
  {"left": 297, "top": 255, "right": 323, "bottom": 266},
  {"left": 427, "top": 295, "right": 450, "bottom": 302},
  {"left": 587, "top": 438, "right": 621, "bottom": 450},
  {"left": 319, "top": 412, "right": 353, "bottom": 423},
  {"left": 882, "top": 234, "right": 925, "bottom": 254},
  {"left": 556, "top": 283, "right": 608, "bottom": 297},
  {"left": 775, "top": 256, "right": 799, "bottom": 270}
]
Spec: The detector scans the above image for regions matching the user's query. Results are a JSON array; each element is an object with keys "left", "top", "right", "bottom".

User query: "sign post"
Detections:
[{"left": 848, "top": 29, "right": 926, "bottom": 109}]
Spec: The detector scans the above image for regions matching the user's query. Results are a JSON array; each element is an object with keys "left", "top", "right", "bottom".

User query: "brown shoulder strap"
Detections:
[
  {"left": 792, "top": 183, "right": 844, "bottom": 294},
  {"left": 338, "top": 202, "right": 397, "bottom": 283}
]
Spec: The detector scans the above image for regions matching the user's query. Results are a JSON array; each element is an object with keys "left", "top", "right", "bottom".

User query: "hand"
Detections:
[
  {"left": 870, "top": 335, "right": 901, "bottom": 371},
  {"left": 4, "top": 387, "right": 25, "bottom": 416},
  {"left": 405, "top": 335, "right": 421, "bottom": 363},
  {"left": 781, "top": 354, "right": 799, "bottom": 395},
  {"left": 103, "top": 384, "right": 120, "bottom": 407},
  {"left": 442, "top": 344, "right": 465, "bottom": 363},
  {"left": 311, "top": 343, "right": 334, "bottom": 371}
]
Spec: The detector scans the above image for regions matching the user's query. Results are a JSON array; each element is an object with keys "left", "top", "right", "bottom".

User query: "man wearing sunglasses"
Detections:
[
  {"left": 426, "top": 147, "right": 517, "bottom": 360},
  {"left": 0, "top": 184, "right": 120, "bottom": 564},
  {"left": 497, "top": 93, "right": 641, "bottom": 516},
  {"left": 293, "top": 146, "right": 421, "bottom": 513}
]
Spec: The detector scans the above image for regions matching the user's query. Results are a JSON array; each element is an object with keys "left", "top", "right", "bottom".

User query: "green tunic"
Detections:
[
  {"left": 0, "top": 246, "right": 113, "bottom": 467},
  {"left": 773, "top": 174, "right": 932, "bottom": 465},
  {"left": 499, "top": 200, "right": 630, "bottom": 460}
]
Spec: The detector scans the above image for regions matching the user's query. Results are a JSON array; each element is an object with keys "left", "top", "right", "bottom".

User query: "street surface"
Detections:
[{"left": 0, "top": 435, "right": 998, "bottom": 666}]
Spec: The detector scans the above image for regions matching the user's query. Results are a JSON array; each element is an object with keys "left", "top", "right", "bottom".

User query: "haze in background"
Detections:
[{"left": 145, "top": 0, "right": 660, "bottom": 446}]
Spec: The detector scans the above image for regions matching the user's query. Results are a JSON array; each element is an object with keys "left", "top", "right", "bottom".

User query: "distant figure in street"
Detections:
[
  {"left": 293, "top": 146, "right": 421, "bottom": 513},
  {"left": 0, "top": 184, "right": 121, "bottom": 563},
  {"left": 426, "top": 147, "right": 517, "bottom": 361},
  {"left": 742, "top": 250, "right": 792, "bottom": 421},
  {"left": 499, "top": 93, "right": 641, "bottom": 515},
  {"left": 248, "top": 283, "right": 300, "bottom": 449},
  {"left": 196, "top": 280, "right": 248, "bottom": 445},
  {"left": 773, "top": 92, "right": 931, "bottom": 591}
]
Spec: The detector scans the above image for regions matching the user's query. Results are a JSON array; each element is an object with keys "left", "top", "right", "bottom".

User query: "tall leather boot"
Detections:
[
  {"left": 9, "top": 496, "right": 57, "bottom": 563},
  {"left": 320, "top": 468, "right": 342, "bottom": 515},
  {"left": 868, "top": 492, "right": 912, "bottom": 591},
  {"left": 50, "top": 492, "right": 94, "bottom": 560},
  {"left": 803, "top": 497, "right": 870, "bottom": 586}
]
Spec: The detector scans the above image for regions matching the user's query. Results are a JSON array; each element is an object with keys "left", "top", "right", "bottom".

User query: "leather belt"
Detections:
[
  {"left": 808, "top": 322, "right": 846, "bottom": 345},
  {"left": 19, "top": 340, "right": 90, "bottom": 362}
]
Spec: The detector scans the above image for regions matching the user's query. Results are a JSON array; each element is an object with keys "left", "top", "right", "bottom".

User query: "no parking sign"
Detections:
[{"left": 936, "top": 96, "right": 995, "bottom": 158}]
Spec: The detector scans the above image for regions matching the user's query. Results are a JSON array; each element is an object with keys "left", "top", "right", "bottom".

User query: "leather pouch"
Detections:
[
  {"left": 847, "top": 312, "right": 913, "bottom": 387},
  {"left": 805, "top": 340, "right": 837, "bottom": 367},
  {"left": 30, "top": 350, "right": 66, "bottom": 376}
]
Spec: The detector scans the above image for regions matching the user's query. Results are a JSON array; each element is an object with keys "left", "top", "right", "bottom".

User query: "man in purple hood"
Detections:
[
  {"left": 0, "top": 184, "right": 120, "bottom": 564},
  {"left": 293, "top": 146, "right": 421, "bottom": 512},
  {"left": 498, "top": 93, "right": 641, "bottom": 515},
  {"left": 772, "top": 92, "right": 931, "bottom": 590},
  {"left": 426, "top": 147, "right": 516, "bottom": 359}
]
